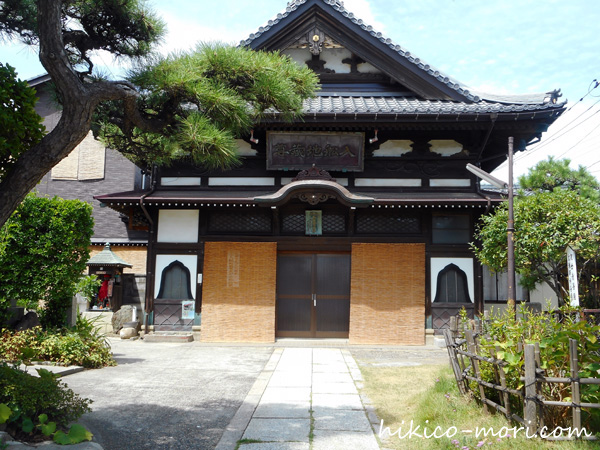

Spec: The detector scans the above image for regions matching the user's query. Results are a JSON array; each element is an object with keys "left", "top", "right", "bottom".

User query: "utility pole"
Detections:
[{"left": 507, "top": 137, "right": 516, "bottom": 310}]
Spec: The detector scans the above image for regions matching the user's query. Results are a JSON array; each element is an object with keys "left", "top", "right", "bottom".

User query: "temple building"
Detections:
[{"left": 96, "top": 0, "right": 564, "bottom": 344}]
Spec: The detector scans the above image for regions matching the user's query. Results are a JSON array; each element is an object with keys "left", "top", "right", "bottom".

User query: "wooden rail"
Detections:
[{"left": 443, "top": 316, "right": 599, "bottom": 441}]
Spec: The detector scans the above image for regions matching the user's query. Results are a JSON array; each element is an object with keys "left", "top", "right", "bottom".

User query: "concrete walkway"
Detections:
[{"left": 216, "top": 347, "right": 380, "bottom": 450}]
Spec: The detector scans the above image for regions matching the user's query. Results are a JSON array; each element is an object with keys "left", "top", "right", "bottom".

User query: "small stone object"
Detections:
[
  {"left": 15, "top": 311, "right": 40, "bottom": 330},
  {"left": 111, "top": 305, "right": 134, "bottom": 332},
  {"left": 0, "top": 430, "right": 10, "bottom": 444},
  {"left": 123, "top": 321, "right": 141, "bottom": 332},
  {"left": 120, "top": 327, "right": 137, "bottom": 339}
]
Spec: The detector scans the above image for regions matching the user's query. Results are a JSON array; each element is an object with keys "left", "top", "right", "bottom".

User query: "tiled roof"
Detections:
[
  {"left": 241, "top": 0, "right": 563, "bottom": 107},
  {"left": 302, "top": 95, "right": 563, "bottom": 116},
  {"left": 96, "top": 189, "right": 502, "bottom": 206},
  {"left": 87, "top": 243, "right": 133, "bottom": 267}
]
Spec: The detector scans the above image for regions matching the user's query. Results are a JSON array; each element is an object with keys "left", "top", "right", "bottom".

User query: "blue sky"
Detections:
[{"left": 2, "top": 0, "right": 599, "bottom": 179}]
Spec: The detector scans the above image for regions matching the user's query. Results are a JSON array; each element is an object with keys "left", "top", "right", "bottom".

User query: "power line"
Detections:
[
  {"left": 555, "top": 109, "right": 600, "bottom": 159},
  {"left": 568, "top": 122, "right": 600, "bottom": 169},
  {"left": 522, "top": 98, "right": 600, "bottom": 157},
  {"left": 498, "top": 80, "right": 600, "bottom": 169}
]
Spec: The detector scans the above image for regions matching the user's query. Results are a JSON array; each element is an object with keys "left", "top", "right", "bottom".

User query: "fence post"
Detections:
[
  {"left": 466, "top": 330, "right": 489, "bottom": 413},
  {"left": 449, "top": 316, "right": 458, "bottom": 340},
  {"left": 569, "top": 338, "right": 582, "bottom": 434},
  {"left": 534, "top": 342, "right": 544, "bottom": 431},
  {"left": 524, "top": 344, "right": 538, "bottom": 436},
  {"left": 444, "top": 328, "right": 466, "bottom": 395},
  {"left": 493, "top": 345, "right": 512, "bottom": 420}
]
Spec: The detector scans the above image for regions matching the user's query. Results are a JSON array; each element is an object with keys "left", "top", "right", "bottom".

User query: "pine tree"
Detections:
[{"left": 0, "top": 1, "right": 318, "bottom": 227}]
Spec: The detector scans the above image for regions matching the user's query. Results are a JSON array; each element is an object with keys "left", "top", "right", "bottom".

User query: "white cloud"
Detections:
[
  {"left": 157, "top": 11, "right": 245, "bottom": 55},
  {"left": 341, "top": 0, "right": 386, "bottom": 33}
]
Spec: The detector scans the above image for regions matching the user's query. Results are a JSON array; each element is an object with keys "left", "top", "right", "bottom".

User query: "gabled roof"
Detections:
[
  {"left": 302, "top": 95, "right": 562, "bottom": 117},
  {"left": 242, "top": 0, "right": 564, "bottom": 109}
]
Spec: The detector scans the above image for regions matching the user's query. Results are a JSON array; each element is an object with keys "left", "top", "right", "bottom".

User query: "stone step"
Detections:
[{"left": 142, "top": 332, "right": 194, "bottom": 343}]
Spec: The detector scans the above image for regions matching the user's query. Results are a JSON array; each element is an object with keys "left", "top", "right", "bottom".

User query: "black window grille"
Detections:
[
  {"left": 208, "top": 211, "right": 272, "bottom": 234},
  {"left": 281, "top": 213, "right": 305, "bottom": 234},
  {"left": 322, "top": 213, "right": 346, "bottom": 233},
  {"left": 355, "top": 211, "right": 420, "bottom": 234}
]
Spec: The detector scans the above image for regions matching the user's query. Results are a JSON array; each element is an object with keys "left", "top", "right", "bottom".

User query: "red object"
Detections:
[{"left": 98, "top": 280, "right": 109, "bottom": 300}]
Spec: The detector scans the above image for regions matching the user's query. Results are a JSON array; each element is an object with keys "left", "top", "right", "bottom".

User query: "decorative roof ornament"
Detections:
[{"left": 292, "top": 164, "right": 336, "bottom": 182}]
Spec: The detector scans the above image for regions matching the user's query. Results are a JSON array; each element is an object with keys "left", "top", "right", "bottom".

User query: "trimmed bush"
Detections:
[
  {"left": 0, "top": 364, "right": 91, "bottom": 440},
  {"left": 0, "top": 317, "right": 115, "bottom": 368}
]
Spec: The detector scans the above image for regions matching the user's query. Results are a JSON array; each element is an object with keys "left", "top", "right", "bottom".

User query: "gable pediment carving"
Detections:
[
  {"left": 246, "top": 0, "right": 471, "bottom": 101},
  {"left": 287, "top": 25, "right": 345, "bottom": 53}
]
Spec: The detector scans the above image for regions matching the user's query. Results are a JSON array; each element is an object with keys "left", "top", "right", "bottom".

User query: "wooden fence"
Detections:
[{"left": 444, "top": 317, "right": 600, "bottom": 441}]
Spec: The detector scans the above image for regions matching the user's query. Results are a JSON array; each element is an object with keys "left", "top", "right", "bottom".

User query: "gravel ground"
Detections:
[
  {"left": 60, "top": 340, "right": 448, "bottom": 450},
  {"left": 62, "top": 339, "right": 273, "bottom": 450}
]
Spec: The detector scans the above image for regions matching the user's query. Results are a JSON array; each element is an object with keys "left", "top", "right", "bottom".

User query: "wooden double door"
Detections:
[{"left": 276, "top": 252, "right": 351, "bottom": 338}]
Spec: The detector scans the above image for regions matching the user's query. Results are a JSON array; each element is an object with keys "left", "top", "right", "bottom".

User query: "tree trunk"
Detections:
[{"left": 0, "top": 0, "right": 137, "bottom": 228}]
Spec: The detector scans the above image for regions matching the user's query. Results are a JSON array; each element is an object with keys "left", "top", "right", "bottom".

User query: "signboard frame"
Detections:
[{"left": 267, "top": 131, "right": 365, "bottom": 171}]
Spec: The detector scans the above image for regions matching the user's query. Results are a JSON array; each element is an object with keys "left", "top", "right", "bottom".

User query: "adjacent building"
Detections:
[{"left": 30, "top": 74, "right": 148, "bottom": 313}]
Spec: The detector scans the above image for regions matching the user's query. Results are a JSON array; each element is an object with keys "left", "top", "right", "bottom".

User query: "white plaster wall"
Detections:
[
  {"left": 372, "top": 140, "right": 413, "bottom": 157},
  {"left": 430, "top": 179, "right": 471, "bottom": 187},
  {"left": 355, "top": 178, "right": 421, "bottom": 187},
  {"left": 161, "top": 177, "right": 202, "bottom": 186},
  {"left": 283, "top": 49, "right": 309, "bottom": 67},
  {"left": 208, "top": 177, "right": 275, "bottom": 186},
  {"left": 235, "top": 139, "right": 257, "bottom": 156},
  {"left": 157, "top": 210, "right": 199, "bottom": 243},
  {"left": 282, "top": 48, "right": 381, "bottom": 74},
  {"left": 154, "top": 254, "right": 197, "bottom": 299},
  {"left": 430, "top": 140, "right": 463, "bottom": 156},
  {"left": 431, "top": 257, "right": 474, "bottom": 303},
  {"left": 528, "top": 281, "right": 559, "bottom": 310},
  {"left": 281, "top": 177, "right": 349, "bottom": 186}
]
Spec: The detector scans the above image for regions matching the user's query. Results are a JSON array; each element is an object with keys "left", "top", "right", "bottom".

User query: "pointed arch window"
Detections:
[
  {"left": 434, "top": 263, "right": 472, "bottom": 303},
  {"left": 157, "top": 261, "right": 194, "bottom": 300}
]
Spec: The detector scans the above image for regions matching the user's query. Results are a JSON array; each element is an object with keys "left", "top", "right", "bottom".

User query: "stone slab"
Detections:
[
  {"left": 260, "top": 387, "right": 311, "bottom": 403},
  {"left": 20, "top": 364, "right": 85, "bottom": 378},
  {"left": 267, "top": 371, "right": 312, "bottom": 388},
  {"left": 242, "top": 418, "right": 310, "bottom": 442},
  {"left": 312, "top": 382, "right": 358, "bottom": 394},
  {"left": 142, "top": 333, "right": 194, "bottom": 343},
  {"left": 311, "top": 364, "right": 347, "bottom": 373},
  {"left": 312, "top": 393, "right": 364, "bottom": 410},
  {"left": 312, "top": 429, "right": 380, "bottom": 450},
  {"left": 239, "top": 443, "right": 310, "bottom": 450},
  {"left": 253, "top": 401, "right": 311, "bottom": 419},
  {"left": 313, "top": 409, "right": 373, "bottom": 432},
  {"left": 312, "top": 372, "right": 354, "bottom": 384}
]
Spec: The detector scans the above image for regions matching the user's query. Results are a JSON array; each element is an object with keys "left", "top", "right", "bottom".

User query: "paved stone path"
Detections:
[{"left": 216, "top": 347, "right": 380, "bottom": 450}]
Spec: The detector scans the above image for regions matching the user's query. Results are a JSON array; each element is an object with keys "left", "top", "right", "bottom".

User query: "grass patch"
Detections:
[
  {"left": 235, "top": 438, "right": 263, "bottom": 449},
  {"left": 360, "top": 364, "right": 599, "bottom": 450}
]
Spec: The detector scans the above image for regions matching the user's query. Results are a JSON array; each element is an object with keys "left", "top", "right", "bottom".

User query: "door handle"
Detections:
[{"left": 313, "top": 294, "right": 316, "bottom": 307}]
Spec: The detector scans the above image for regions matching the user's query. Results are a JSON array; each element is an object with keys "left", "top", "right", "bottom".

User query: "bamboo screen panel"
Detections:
[
  {"left": 201, "top": 242, "right": 277, "bottom": 342},
  {"left": 349, "top": 243, "right": 425, "bottom": 345}
]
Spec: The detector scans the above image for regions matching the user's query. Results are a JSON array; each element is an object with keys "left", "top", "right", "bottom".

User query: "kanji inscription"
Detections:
[{"left": 267, "top": 132, "right": 364, "bottom": 171}]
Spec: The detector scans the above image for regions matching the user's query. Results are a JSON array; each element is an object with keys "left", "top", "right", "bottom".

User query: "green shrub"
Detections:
[
  {"left": 0, "top": 364, "right": 91, "bottom": 440},
  {"left": 0, "top": 194, "right": 94, "bottom": 329},
  {"left": 0, "top": 318, "right": 115, "bottom": 368},
  {"left": 469, "top": 305, "right": 600, "bottom": 433}
]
